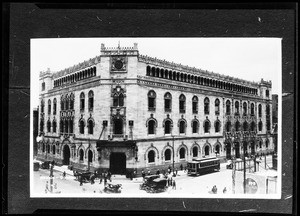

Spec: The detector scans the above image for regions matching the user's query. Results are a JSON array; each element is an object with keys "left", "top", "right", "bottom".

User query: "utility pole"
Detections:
[
  {"left": 88, "top": 138, "right": 90, "bottom": 171},
  {"left": 172, "top": 135, "right": 175, "bottom": 176},
  {"left": 243, "top": 141, "right": 246, "bottom": 194}
]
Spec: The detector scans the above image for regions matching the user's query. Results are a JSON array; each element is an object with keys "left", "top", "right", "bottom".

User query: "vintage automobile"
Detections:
[
  {"left": 40, "top": 161, "right": 51, "bottom": 169},
  {"left": 103, "top": 183, "right": 122, "bottom": 193},
  {"left": 74, "top": 171, "right": 93, "bottom": 183},
  {"left": 140, "top": 175, "right": 167, "bottom": 193}
]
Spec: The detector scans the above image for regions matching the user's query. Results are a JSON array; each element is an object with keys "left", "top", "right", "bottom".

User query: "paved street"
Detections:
[{"left": 32, "top": 156, "right": 275, "bottom": 197}]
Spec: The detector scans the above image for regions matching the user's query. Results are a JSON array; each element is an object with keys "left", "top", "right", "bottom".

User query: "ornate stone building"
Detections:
[{"left": 36, "top": 43, "right": 274, "bottom": 174}]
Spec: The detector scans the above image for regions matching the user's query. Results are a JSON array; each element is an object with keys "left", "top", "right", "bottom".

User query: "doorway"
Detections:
[
  {"left": 63, "top": 144, "right": 70, "bottom": 165},
  {"left": 110, "top": 152, "right": 126, "bottom": 174}
]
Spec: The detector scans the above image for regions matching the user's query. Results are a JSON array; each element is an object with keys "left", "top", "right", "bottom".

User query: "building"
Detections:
[
  {"left": 36, "top": 43, "right": 274, "bottom": 175},
  {"left": 33, "top": 107, "right": 39, "bottom": 156}
]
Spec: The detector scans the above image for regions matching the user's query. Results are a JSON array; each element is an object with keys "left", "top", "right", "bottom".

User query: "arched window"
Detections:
[
  {"left": 47, "top": 120, "right": 51, "bottom": 132},
  {"left": 164, "top": 120, "right": 172, "bottom": 134},
  {"left": 79, "top": 120, "right": 85, "bottom": 134},
  {"left": 235, "top": 121, "right": 240, "bottom": 131},
  {"left": 69, "top": 94, "right": 74, "bottom": 110},
  {"left": 259, "top": 141, "right": 262, "bottom": 148},
  {"left": 204, "top": 97, "right": 210, "bottom": 115},
  {"left": 53, "top": 98, "right": 57, "bottom": 115},
  {"left": 266, "top": 119, "right": 271, "bottom": 131},
  {"left": 235, "top": 101, "right": 239, "bottom": 114},
  {"left": 52, "top": 120, "right": 57, "bottom": 133},
  {"left": 258, "top": 104, "right": 262, "bottom": 117},
  {"left": 52, "top": 145, "right": 56, "bottom": 154},
  {"left": 226, "top": 100, "right": 231, "bottom": 115},
  {"left": 265, "top": 140, "right": 269, "bottom": 148},
  {"left": 179, "top": 148, "right": 186, "bottom": 159},
  {"left": 215, "top": 98, "right": 220, "bottom": 115},
  {"left": 148, "top": 150, "right": 155, "bottom": 163},
  {"left": 65, "top": 119, "right": 69, "bottom": 133},
  {"left": 243, "top": 121, "right": 248, "bottom": 131},
  {"left": 192, "top": 146, "right": 198, "bottom": 157},
  {"left": 215, "top": 120, "right": 221, "bottom": 133},
  {"left": 204, "top": 120, "right": 210, "bottom": 133},
  {"left": 179, "top": 120, "right": 186, "bottom": 134},
  {"left": 192, "top": 120, "right": 199, "bottom": 133},
  {"left": 113, "top": 93, "right": 124, "bottom": 107},
  {"left": 243, "top": 102, "right": 247, "bottom": 115},
  {"left": 88, "top": 91, "right": 94, "bottom": 111},
  {"left": 148, "top": 120, "right": 156, "bottom": 135},
  {"left": 192, "top": 96, "right": 198, "bottom": 114},
  {"left": 226, "top": 121, "right": 231, "bottom": 132},
  {"left": 48, "top": 99, "right": 51, "bottom": 115},
  {"left": 148, "top": 90, "right": 156, "bottom": 111},
  {"left": 251, "top": 103, "right": 254, "bottom": 115},
  {"left": 41, "top": 99, "right": 45, "bottom": 113},
  {"left": 69, "top": 119, "right": 73, "bottom": 133},
  {"left": 42, "top": 143, "right": 45, "bottom": 152},
  {"left": 88, "top": 150, "right": 93, "bottom": 163},
  {"left": 40, "top": 120, "right": 44, "bottom": 132},
  {"left": 47, "top": 144, "right": 50, "bottom": 154},
  {"left": 258, "top": 121, "right": 263, "bottom": 131},
  {"left": 164, "top": 92, "right": 172, "bottom": 112},
  {"left": 215, "top": 144, "right": 220, "bottom": 154},
  {"left": 266, "top": 104, "right": 270, "bottom": 116},
  {"left": 250, "top": 122, "right": 256, "bottom": 131},
  {"left": 60, "top": 120, "right": 63, "bottom": 133},
  {"left": 65, "top": 96, "right": 69, "bottom": 110},
  {"left": 79, "top": 149, "right": 84, "bottom": 161},
  {"left": 266, "top": 89, "right": 270, "bottom": 98},
  {"left": 204, "top": 145, "right": 210, "bottom": 156},
  {"left": 88, "top": 119, "right": 94, "bottom": 134},
  {"left": 80, "top": 92, "right": 85, "bottom": 111},
  {"left": 164, "top": 149, "right": 171, "bottom": 161},
  {"left": 179, "top": 94, "right": 186, "bottom": 113}
]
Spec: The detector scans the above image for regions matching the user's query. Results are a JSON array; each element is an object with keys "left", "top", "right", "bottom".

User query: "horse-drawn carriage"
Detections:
[
  {"left": 74, "top": 171, "right": 94, "bottom": 183},
  {"left": 140, "top": 175, "right": 167, "bottom": 193}
]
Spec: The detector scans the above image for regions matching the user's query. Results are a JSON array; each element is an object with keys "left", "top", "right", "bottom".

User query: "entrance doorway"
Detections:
[
  {"left": 63, "top": 144, "right": 70, "bottom": 165},
  {"left": 110, "top": 152, "right": 126, "bottom": 174}
]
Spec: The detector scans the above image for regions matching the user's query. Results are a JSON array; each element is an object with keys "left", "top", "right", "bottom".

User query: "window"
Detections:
[
  {"left": 47, "top": 120, "right": 51, "bottom": 132},
  {"left": 259, "top": 141, "right": 262, "bottom": 148},
  {"left": 215, "top": 120, "right": 221, "bottom": 133},
  {"left": 41, "top": 100, "right": 44, "bottom": 113},
  {"left": 148, "top": 150, "right": 155, "bottom": 163},
  {"left": 204, "top": 145, "right": 210, "bottom": 156},
  {"left": 164, "top": 149, "right": 171, "bottom": 161},
  {"left": 251, "top": 103, "right": 254, "bottom": 116},
  {"left": 266, "top": 140, "right": 269, "bottom": 148},
  {"left": 69, "top": 94, "right": 74, "bottom": 110},
  {"left": 243, "top": 102, "right": 247, "bottom": 115},
  {"left": 266, "top": 104, "right": 270, "bottom": 116},
  {"left": 258, "top": 104, "right": 262, "bottom": 117},
  {"left": 53, "top": 121, "right": 57, "bottom": 133},
  {"left": 48, "top": 99, "right": 51, "bottom": 115},
  {"left": 164, "top": 120, "right": 172, "bottom": 134},
  {"left": 79, "top": 120, "right": 85, "bottom": 134},
  {"left": 179, "top": 120, "right": 186, "bottom": 134},
  {"left": 61, "top": 98, "right": 64, "bottom": 111},
  {"left": 235, "top": 101, "right": 239, "bottom": 114},
  {"left": 65, "top": 120, "right": 69, "bottom": 133},
  {"left": 266, "top": 89, "right": 269, "bottom": 98},
  {"left": 250, "top": 122, "right": 255, "bottom": 131},
  {"left": 192, "top": 146, "right": 198, "bottom": 157},
  {"left": 80, "top": 92, "right": 85, "bottom": 111},
  {"left": 192, "top": 120, "right": 199, "bottom": 133},
  {"left": 179, "top": 94, "right": 186, "bottom": 113},
  {"left": 52, "top": 145, "right": 56, "bottom": 154},
  {"left": 113, "top": 93, "right": 124, "bottom": 107},
  {"left": 42, "top": 82, "right": 45, "bottom": 91},
  {"left": 164, "top": 92, "right": 172, "bottom": 112},
  {"left": 88, "top": 150, "right": 93, "bottom": 163},
  {"left": 148, "top": 120, "right": 156, "bottom": 135},
  {"left": 53, "top": 98, "right": 57, "bottom": 115},
  {"left": 192, "top": 96, "right": 198, "bottom": 114},
  {"left": 243, "top": 121, "right": 248, "bottom": 131},
  {"left": 65, "top": 98, "right": 69, "bottom": 110},
  {"left": 88, "top": 91, "right": 94, "bottom": 111},
  {"left": 179, "top": 148, "right": 185, "bottom": 159},
  {"left": 215, "top": 145, "right": 220, "bottom": 154},
  {"left": 204, "top": 120, "right": 210, "bottom": 133},
  {"left": 225, "top": 121, "right": 231, "bottom": 132},
  {"left": 226, "top": 100, "right": 231, "bottom": 115},
  {"left": 42, "top": 143, "right": 45, "bottom": 152},
  {"left": 258, "top": 121, "right": 263, "bottom": 131},
  {"left": 69, "top": 119, "right": 73, "bottom": 133},
  {"left": 113, "top": 118, "right": 123, "bottom": 134},
  {"left": 266, "top": 120, "right": 271, "bottom": 131},
  {"left": 47, "top": 144, "right": 50, "bottom": 154},
  {"left": 215, "top": 99, "right": 220, "bottom": 115},
  {"left": 60, "top": 120, "right": 64, "bottom": 133},
  {"left": 79, "top": 149, "right": 84, "bottom": 161},
  {"left": 148, "top": 90, "right": 156, "bottom": 111},
  {"left": 235, "top": 121, "right": 240, "bottom": 131},
  {"left": 204, "top": 97, "right": 210, "bottom": 115}
]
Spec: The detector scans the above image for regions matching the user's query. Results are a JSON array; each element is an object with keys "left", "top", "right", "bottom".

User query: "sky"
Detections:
[{"left": 31, "top": 38, "right": 281, "bottom": 108}]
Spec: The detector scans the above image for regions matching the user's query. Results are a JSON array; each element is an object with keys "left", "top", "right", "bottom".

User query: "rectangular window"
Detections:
[
  {"left": 80, "top": 99, "right": 85, "bottom": 111},
  {"left": 165, "top": 99, "right": 171, "bottom": 112},
  {"left": 192, "top": 102, "right": 198, "bottom": 114},
  {"left": 179, "top": 101, "right": 185, "bottom": 113},
  {"left": 42, "top": 82, "right": 45, "bottom": 91},
  {"left": 148, "top": 98, "right": 155, "bottom": 111}
]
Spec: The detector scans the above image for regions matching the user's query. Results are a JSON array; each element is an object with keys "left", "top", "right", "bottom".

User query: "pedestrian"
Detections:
[
  {"left": 80, "top": 176, "right": 83, "bottom": 186},
  {"left": 180, "top": 164, "right": 183, "bottom": 171},
  {"left": 156, "top": 169, "right": 160, "bottom": 175},
  {"left": 63, "top": 171, "right": 66, "bottom": 180},
  {"left": 168, "top": 166, "right": 171, "bottom": 174},
  {"left": 223, "top": 187, "right": 227, "bottom": 194},
  {"left": 212, "top": 185, "right": 217, "bottom": 194},
  {"left": 172, "top": 179, "right": 176, "bottom": 190},
  {"left": 108, "top": 171, "right": 112, "bottom": 182},
  {"left": 45, "top": 181, "right": 49, "bottom": 192},
  {"left": 133, "top": 169, "right": 137, "bottom": 178},
  {"left": 142, "top": 169, "right": 145, "bottom": 179}
]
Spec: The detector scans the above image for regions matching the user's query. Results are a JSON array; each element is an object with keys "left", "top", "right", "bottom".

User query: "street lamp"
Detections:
[{"left": 172, "top": 135, "right": 175, "bottom": 177}]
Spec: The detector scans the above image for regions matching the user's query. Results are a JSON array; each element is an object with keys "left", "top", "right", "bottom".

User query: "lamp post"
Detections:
[
  {"left": 242, "top": 131, "right": 250, "bottom": 194},
  {"left": 172, "top": 135, "right": 175, "bottom": 177}
]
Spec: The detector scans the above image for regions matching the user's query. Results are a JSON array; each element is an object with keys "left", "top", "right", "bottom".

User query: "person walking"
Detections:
[
  {"left": 180, "top": 164, "right": 183, "bottom": 171},
  {"left": 172, "top": 179, "right": 176, "bottom": 190},
  {"left": 223, "top": 187, "right": 227, "bottom": 194},
  {"left": 62, "top": 171, "right": 66, "bottom": 180},
  {"left": 79, "top": 176, "right": 83, "bottom": 186}
]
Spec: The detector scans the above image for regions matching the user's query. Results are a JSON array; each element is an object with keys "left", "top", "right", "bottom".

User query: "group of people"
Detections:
[{"left": 211, "top": 185, "right": 227, "bottom": 194}]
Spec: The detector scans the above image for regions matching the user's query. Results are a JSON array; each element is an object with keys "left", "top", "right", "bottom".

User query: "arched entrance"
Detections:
[
  {"left": 110, "top": 152, "right": 126, "bottom": 175},
  {"left": 113, "top": 118, "right": 123, "bottom": 134},
  {"left": 63, "top": 145, "right": 71, "bottom": 165},
  {"left": 226, "top": 143, "right": 231, "bottom": 159},
  {"left": 234, "top": 142, "right": 240, "bottom": 158}
]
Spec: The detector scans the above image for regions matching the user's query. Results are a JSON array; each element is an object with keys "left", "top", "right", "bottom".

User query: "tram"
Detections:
[{"left": 187, "top": 157, "right": 220, "bottom": 176}]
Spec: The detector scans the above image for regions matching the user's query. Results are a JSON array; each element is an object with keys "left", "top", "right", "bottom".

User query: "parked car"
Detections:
[
  {"left": 74, "top": 171, "right": 93, "bottom": 183},
  {"left": 140, "top": 175, "right": 167, "bottom": 193},
  {"left": 40, "top": 161, "right": 51, "bottom": 169}
]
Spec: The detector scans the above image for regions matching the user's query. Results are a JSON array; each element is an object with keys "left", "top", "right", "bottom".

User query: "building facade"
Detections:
[{"left": 36, "top": 43, "right": 274, "bottom": 175}]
